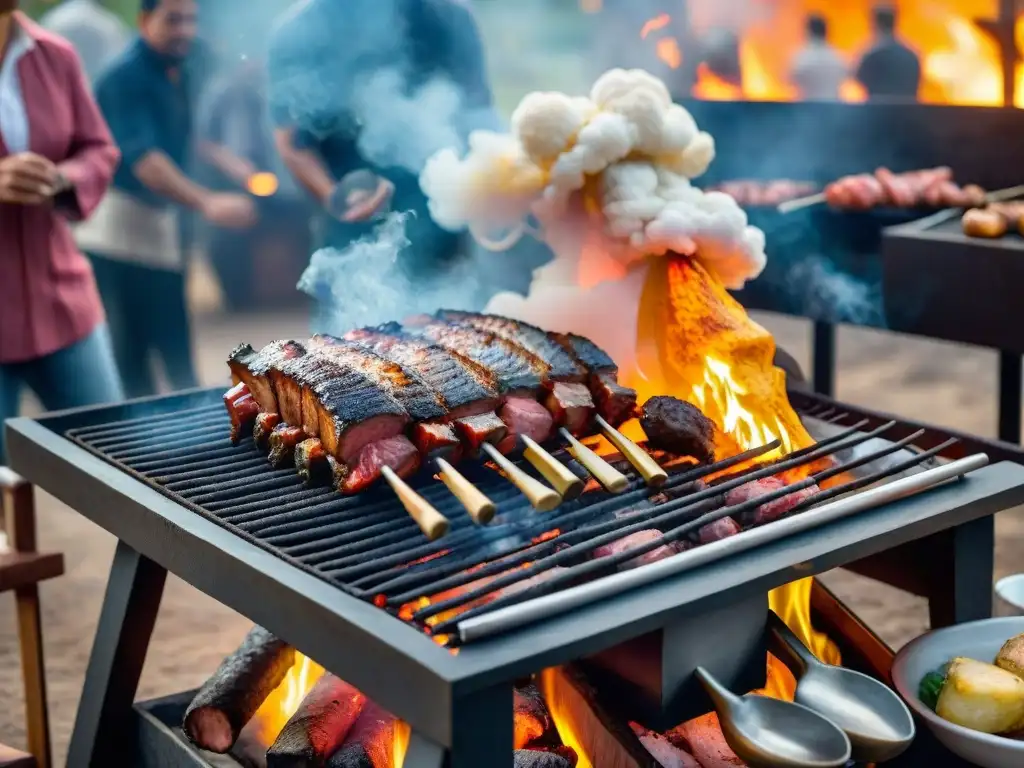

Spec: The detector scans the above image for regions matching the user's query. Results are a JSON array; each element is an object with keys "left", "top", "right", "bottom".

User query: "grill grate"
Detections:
[{"left": 66, "top": 398, "right": 962, "bottom": 645}]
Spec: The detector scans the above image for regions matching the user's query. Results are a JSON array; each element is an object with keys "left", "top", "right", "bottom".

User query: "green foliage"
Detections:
[{"left": 22, "top": 0, "right": 139, "bottom": 26}]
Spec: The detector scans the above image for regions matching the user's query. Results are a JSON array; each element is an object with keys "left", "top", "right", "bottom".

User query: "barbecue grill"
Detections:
[{"left": 7, "top": 388, "right": 1024, "bottom": 767}]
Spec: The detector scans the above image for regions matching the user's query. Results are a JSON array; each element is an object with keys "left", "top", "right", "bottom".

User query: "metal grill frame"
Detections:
[{"left": 7, "top": 386, "right": 1024, "bottom": 767}]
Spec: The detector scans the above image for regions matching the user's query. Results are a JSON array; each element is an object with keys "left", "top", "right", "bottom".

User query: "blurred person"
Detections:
[
  {"left": 75, "top": 0, "right": 256, "bottom": 399},
  {"left": 197, "top": 56, "right": 313, "bottom": 310},
  {"left": 267, "top": 0, "right": 548, "bottom": 325},
  {"left": 790, "top": 14, "right": 846, "bottom": 100},
  {"left": 38, "top": 0, "right": 130, "bottom": 82},
  {"left": 855, "top": 5, "right": 921, "bottom": 101},
  {"left": 0, "top": 4, "right": 122, "bottom": 461}
]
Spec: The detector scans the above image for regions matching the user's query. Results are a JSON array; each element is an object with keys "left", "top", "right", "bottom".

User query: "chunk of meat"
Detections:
[
  {"left": 338, "top": 435, "right": 421, "bottom": 494},
  {"left": 593, "top": 530, "right": 677, "bottom": 570},
  {"left": 499, "top": 566, "right": 569, "bottom": 599},
  {"left": 253, "top": 412, "right": 281, "bottom": 452},
  {"left": 698, "top": 516, "right": 741, "bottom": 544},
  {"left": 725, "top": 477, "right": 820, "bottom": 526},
  {"left": 295, "top": 438, "right": 330, "bottom": 486},
  {"left": 229, "top": 340, "right": 306, "bottom": 414},
  {"left": 545, "top": 382, "right": 595, "bottom": 434},
  {"left": 224, "top": 386, "right": 259, "bottom": 444},
  {"left": 591, "top": 371, "right": 638, "bottom": 426},
  {"left": 454, "top": 412, "right": 509, "bottom": 454},
  {"left": 410, "top": 421, "right": 463, "bottom": 461},
  {"left": 640, "top": 396, "right": 716, "bottom": 462},
  {"left": 670, "top": 713, "right": 748, "bottom": 767},
  {"left": 631, "top": 723, "right": 701, "bottom": 768},
  {"left": 267, "top": 425, "right": 305, "bottom": 468},
  {"left": 498, "top": 396, "right": 555, "bottom": 453}
]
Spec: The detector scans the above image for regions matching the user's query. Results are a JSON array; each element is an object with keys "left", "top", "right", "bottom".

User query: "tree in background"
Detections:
[{"left": 24, "top": 0, "right": 137, "bottom": 25}]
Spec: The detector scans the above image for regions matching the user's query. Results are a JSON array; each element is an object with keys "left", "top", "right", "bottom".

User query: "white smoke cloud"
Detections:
[{"left": 420, "top": 67, "right": 767, "bottom": 290}]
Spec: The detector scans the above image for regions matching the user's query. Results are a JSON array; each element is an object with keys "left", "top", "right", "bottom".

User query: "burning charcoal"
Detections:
[
  {"left": 183, "top": 627, "right": 295, "bottom": 753},
  {"left": 326, "top": 700, "right": 397, "bottom": 768},
  {"left": 514, "top": 750, "right": 574, "bottom": 768},
  {"left": 630, "top": 723, "right": 701, "bottom": 768},
  {"left": 514, "top": 684, "right": 554, "bottom": 749},
  {"left": 669, "top": 712, "right": 747, "bottom": 767},
  {"left": 267, "top": 673, "right": 367, "bottom": 767},
  {"left": 725, "top": 477, "right": 819, "bottom": 526},
  {"left": 639, "top": 397, "right": 716, "bottom": 463},
  {"left": 697, "top": 516, "right": 741, "bottom": 545},
  {"left": 593, "top": 530, "right": 678, "bottom": 571}
]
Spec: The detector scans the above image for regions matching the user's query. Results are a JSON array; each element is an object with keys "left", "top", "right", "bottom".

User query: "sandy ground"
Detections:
[{"left": 2, "top": 283, "right": 1024, "bottom": 762}]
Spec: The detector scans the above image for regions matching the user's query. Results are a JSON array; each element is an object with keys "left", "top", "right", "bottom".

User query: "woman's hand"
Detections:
[{"left": 0, "top": 152, "right": 59, "bottom": 205}]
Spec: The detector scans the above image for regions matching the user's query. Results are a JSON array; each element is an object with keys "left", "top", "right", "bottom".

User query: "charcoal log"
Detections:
[
  {"left": 183, "top": 627, "right": 295, "bottom": 753},
  {"left": 514, "top": 750, "right": 574, "bottom": 768},
  {"left": 326, "top": 700, "right": 397, "bottom": 768},
  {"left": 267, "top": 674, "right": 367, "bottom": 767},
  {"left": 514, "top": 684, "right": 554, "bottom": 749}
]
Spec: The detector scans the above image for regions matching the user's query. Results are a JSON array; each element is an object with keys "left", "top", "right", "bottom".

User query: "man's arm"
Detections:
[
  {"left": 272, "top": 127, "right": 333, "bottom": 204},
  {"left": 195, "top": 79, "right": 257, "bottom": 188}
]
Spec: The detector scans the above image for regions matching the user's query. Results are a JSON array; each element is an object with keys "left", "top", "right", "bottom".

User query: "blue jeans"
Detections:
[{"left": 0, "top": 325, "right": 125, "bottom": 462}]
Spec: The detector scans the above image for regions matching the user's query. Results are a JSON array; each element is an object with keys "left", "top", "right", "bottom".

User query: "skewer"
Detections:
[
  {"left": 777, "top": 191, "right": 826, "bottom": 214},
  {"left": 380, "top": 466, "right": 450, "bottom": 540},
  {"left": 559, "top": 428, "right": 629, "bottom": 493},
  {"left": 521, "top": 436, "right": 585, "bottom": 500},
  {"left": 594, "top": 415, "right": 668, "bottom": 487},
  {"left": 480, "top": 443, "right": 562, "bottom": 512},
  {"left": 435, "top": 457, "right": 496, "bottom": 525},
  {"left": 985, "top": 184, "right": 1024, "bottom": 203}
]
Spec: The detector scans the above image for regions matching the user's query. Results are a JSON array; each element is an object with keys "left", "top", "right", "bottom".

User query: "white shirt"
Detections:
[
  {"left": 791, "top": 41, "right": 847, "bottom": 101},
  {"left": 0, "top": 20, "right": 35, "bottom": 154},
  {"left": 39, "top": 0, "right": 129, "bottom": 82}
]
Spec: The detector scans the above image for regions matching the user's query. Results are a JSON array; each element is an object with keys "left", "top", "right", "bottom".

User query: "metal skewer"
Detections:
[
  {"left": 778, "top": 191, "right": 826, "bottom": 214},
  {"left": 594, "top": 415, "right": 667, "bottom": 487},
  {"left": 521, "top": 436, "right": 585, "bottom": 500},
  {"left": 380, "top": 466, "right": 450, "bottom": 540},
  {"left": 434, "top": 457, "right": 496, "bottom": 525},
  {"left": 480, "top": 443, "right": 561, "bottom": 511},
  {"left": 559, "top": 428, "right": 629, "bottom": 493}
]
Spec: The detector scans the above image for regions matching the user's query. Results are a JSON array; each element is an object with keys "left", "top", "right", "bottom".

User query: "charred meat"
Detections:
[
  {"left": 640, "top": 396, "right": 716, "bottom": 462},
  {"left": 553, "top": 332, "right": 638, "bottom": 426},
  {"left": 725, "top": 477, "right": 820, "bottom": 526}
]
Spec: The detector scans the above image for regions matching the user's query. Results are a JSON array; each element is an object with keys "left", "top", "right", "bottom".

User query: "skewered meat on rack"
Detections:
[
  {"left": 640, "top": 396, "right": 716, "bottom": 462},
  {"left": 824, "top": 166, "right": 986, "bottom": 211},
  {"left": 709, "top": 179, "right": 817, "bottom": 207}
]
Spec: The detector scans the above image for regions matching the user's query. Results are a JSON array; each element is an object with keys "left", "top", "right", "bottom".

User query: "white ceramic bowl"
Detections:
[{"left": 892, "top": 617, "right": 1024, "bottom": 768}]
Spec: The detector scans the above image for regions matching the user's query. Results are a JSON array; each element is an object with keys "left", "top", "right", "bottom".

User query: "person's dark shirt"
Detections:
[
  {"left": 93, "top": 37, "right": 214, "bottom": 208},
  {"left": 266, "top": 0, "right": 493, "bottom": 261},
  {"left": 856, "top": 35, "right": 921, "bottom": 100}
]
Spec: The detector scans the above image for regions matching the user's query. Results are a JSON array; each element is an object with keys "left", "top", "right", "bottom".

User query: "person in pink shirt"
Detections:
[{"left": 0, "top": 4, "right": 123, "bottom": 461}]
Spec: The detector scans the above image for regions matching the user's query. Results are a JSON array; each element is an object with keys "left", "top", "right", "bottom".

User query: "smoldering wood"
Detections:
[
  {"left": 183, "top": 626, "right": 296, "bottom": 753},
  {"left": 514, "top": 750, "right": 574, "bottom": 768},
  {"left": 325, "top": 700, "right": 397, "bottom": 768},
  {"left": 267, "top": 673, "right": 367, "bottom": 767},
  {"left": 543, "top": 665, "right": 660, "bottom": 768},
  {"left": 514, "top": 683, "right": 555, "bottom": 749}
]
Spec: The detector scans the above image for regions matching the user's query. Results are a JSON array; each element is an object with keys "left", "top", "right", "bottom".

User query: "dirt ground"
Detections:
[{"left": 2, "top": 300, "right": 1023, "bottom": 763}]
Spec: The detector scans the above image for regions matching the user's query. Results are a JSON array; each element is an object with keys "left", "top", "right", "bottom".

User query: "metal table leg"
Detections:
[
  {"left": 927, "top": 515, "right": 995, "bottom": 629},
  {"left": 812, "top": 322, "right": 836, "bottom": 398},
  {"left": 998, "top": 351, "right": 1022, "bottom": 444},
  {"left": 67, "top": 541, "right": 167, "bottom": 767},
  {"left": 446, "top": 684, "right": 513, "bottom": 768}
]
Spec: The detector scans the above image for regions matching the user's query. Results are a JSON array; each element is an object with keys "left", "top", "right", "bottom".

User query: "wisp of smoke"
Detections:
[
  {"left": 786, "top": 255, "right": 885, "bottom": 327},
  {"left": 297, "top": 212, "right": 483, "bottom": 334}
]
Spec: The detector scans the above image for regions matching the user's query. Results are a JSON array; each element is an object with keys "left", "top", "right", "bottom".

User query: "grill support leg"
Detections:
[
  {"left": 927, "top": 515, "right": 995, "bottom": 629},
  {"left": 998, "top": 351, "right": 1022, "bottom": 444},
  {"left": 445, "top": 684, "right": 514, "bottom": 768},
  {"left": 812, "top": 322, "right": 836, "bottom": 397},
  {"left": 67, "top": 541, "right": 167, "bottom": 768}
]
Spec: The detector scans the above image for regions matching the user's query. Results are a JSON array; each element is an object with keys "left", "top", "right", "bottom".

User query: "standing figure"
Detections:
[
  {"left": 267, "top": 0, "right": 548, "bottom": 328},
  {"left": 38, "top": 0, "right": 130, "bottom": 83},
  {"left": 790, "top": 14, "right": 847, "bottom": 101},
  {"left": 0, "top": 5, "right": 122, "bottom": 461},
  {"left": 855, "top": 5, "right": 921, "bottom": 101},
  {"left": 76, "top": 0, "right": 256, "bottom": 399}
]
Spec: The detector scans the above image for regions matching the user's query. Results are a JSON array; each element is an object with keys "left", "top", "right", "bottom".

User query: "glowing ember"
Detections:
[
  {"left": 393, "top": 719, "right": 411, "bottom": 768},
  {"left": 539, "top": 669, "right": 595, "bottom": 768},
  {"left": 247, "top": 172, "right": 279, "bottom": 197},
  {"left": 640, "top": 13, "right": 671, "bottom": 39}
]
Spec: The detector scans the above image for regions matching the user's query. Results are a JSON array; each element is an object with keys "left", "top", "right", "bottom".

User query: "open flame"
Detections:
[{"left": 636, "top": 3, "right": 1024, "bottom": 107}]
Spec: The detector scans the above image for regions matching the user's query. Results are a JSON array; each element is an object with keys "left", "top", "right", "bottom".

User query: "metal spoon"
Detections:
[
  {"left": 767, "top": 611, "right": 915, "bottom": 763},
  {"left": 695, "top": 666, "right": 852, "bottom": 768}
]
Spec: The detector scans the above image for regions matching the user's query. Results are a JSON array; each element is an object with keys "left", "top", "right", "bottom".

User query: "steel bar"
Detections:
[{"left": 455, "top": 453, "right": 990, "bottom": 643}]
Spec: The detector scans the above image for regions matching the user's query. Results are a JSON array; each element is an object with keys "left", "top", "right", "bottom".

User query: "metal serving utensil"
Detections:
[
  {"left": 695, "top": 666, "right": 852, "bottom": 768},
  {"left": 766, "top": 611, "right": 916, "bottom": 763}
]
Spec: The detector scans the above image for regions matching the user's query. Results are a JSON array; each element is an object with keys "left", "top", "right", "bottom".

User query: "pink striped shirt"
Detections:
[{"left": 0, "top": 13, "right": 119, "bottom": 363}]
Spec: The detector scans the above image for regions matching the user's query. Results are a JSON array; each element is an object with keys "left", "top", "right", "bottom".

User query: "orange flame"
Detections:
[
  {"left": 247, "top": 172, "right": 279, "bottom": 197},
  {"left": 243, "top": 653, "right": 326, "bottom": 747}
]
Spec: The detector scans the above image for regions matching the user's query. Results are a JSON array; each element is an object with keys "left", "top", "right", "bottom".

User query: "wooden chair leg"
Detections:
[{"left": 15, "top": 583, "right": 50, "bottom": 768}]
